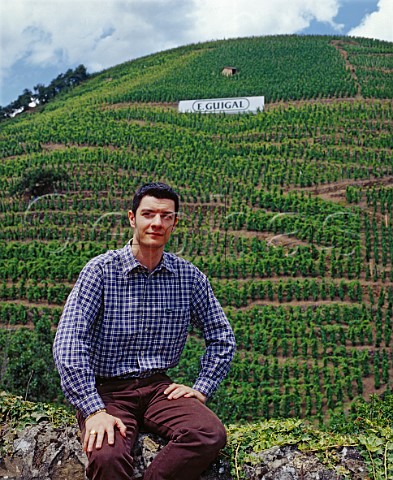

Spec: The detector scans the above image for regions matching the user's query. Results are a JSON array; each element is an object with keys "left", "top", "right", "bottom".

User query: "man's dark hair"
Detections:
[{"left": 132, "top": 182, "right": 180, "bottom": 215}]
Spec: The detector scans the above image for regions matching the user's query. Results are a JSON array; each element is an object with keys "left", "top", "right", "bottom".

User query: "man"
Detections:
[{"left": 53, "top": 182, "right": 236, "bottom": 480}]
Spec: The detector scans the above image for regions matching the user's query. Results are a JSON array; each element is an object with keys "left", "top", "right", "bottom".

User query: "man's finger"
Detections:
[
  {"left": 184, "top": 391, "right": 196, "bottom": 397},
  {"left": 87, "top": 432, "right": 97, "bottom": 453},
  {"left": 114, "top": 417, "right": 127, "bottom": 437},
  {"left": 167, "top": 386, "right": 184, "bottom": 399},
  {"left": 83, "top": 432, "right": 89, "bottom": 452},
  {"left": 83, "top": 428, "right": 97, "bottom": 451},
  {"left": 184, "top": 390, "right": 207, "bottom": 403},
  {"left": 95, "top": 430, "right": 105, "bottom": 449},
  {"left": 106, "top": 425, "right": 115, "bottom": 445},
  {"left": 164, "top": 383, "right": 179, "bottom": 395}
]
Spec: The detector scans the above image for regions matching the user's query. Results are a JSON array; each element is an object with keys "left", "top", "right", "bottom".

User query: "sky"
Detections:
[{"left": 1, "top": 0, "right": 392, "bottom": 107}]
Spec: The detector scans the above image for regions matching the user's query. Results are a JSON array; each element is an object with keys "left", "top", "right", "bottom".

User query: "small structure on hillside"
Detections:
[
  {"left": 221, "top": 66, "right": 238, "bottom": 77},
  {"left": 28, "top": 98, "right": 40, "bottom": 108}
]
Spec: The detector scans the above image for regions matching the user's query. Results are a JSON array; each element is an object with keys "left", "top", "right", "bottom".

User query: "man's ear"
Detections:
[
  {"left": 172, "top": 216, "right": 179, "bottom": 230},
  {"left": 128, "top": 210, "right": 136, "bottom": 228}
]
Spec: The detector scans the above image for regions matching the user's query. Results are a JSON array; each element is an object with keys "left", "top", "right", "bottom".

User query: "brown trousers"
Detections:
[{"left": 77, "top": 374, "right": 226, "bottom": 480}]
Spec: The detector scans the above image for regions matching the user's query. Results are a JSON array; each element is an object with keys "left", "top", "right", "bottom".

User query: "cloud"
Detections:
[
  {"left": 192, "top": 0, "right": 342, "bottom": 40},
  {"left": 348, "top": 0, "right": 393, "bottom": 41},
  {"left": 0, "top": 0, "right": 195, "bottom": 78}
]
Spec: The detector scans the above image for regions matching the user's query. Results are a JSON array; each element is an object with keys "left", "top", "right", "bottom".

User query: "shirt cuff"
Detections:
[
  {"left": 78, "top": 395, "right": 106, "bottom": 419},
  {"left": 192, "top": 377, "right": 218, "bottom": 399}
]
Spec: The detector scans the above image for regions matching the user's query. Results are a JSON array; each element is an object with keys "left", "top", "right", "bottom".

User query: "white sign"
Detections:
[{"left": 178, "top": 96, "right": 264, "bottom": 114}]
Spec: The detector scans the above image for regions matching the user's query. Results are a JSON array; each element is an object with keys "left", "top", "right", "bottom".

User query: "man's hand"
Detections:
[
  {"left": 164, "top": 383, "right": 207, "bottom": 404},
  {"left": 83, "top": 411, "right": 127, "bottom": 453}
]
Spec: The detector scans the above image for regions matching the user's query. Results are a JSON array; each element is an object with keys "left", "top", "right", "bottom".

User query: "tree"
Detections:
[
  {"left": 14, "top": 88, "right": 33, "bottom": 109},
  {"left": 0, "top": 320, "right": 63, "bottom": 403},
  {"left": 10, "top": 168, "right": 69, "bottom": 197},
  {"left": 1, "top": 64, "right": 89, "bottom": 121}
]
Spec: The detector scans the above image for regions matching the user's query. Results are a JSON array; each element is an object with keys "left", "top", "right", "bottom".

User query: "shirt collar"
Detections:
[{"left": 120, "top": 242, "right": 176, "bottom": 276}]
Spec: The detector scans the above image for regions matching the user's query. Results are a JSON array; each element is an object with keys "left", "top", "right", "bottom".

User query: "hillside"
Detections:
[{"left": 0, "top": 35, "right": 392, "bottom": 429}]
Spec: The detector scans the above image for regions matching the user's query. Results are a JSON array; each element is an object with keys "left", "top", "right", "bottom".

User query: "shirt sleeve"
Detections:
[
  {"left": 53, "top": 260, "right": 105, "bottom": 418},
  {"left": 190, "top": 269, "right": 236, "bottom": 398}
]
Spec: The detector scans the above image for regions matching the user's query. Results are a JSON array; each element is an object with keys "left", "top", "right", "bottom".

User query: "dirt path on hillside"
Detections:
[
  {"left": 330, "top": 39, "right": 362, "bottom": 98},
  {"left": 286, "top": 175, "right": 393, "bottom": 202}
]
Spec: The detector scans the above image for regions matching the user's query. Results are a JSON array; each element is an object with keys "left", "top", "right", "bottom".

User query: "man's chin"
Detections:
[{"left": 144, "top": 239, "right": 166, "bottom": 247}]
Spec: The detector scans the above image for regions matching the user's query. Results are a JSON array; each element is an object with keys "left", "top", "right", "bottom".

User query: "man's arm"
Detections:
[
  {"left": 53, "top": 259, "right": 127, "bottom": 451},
  {"left": 53, "top": 260, "right": 106, "bottom": 417},
  {"left": 190, "top": 269, "right": 236, "bottom": 399}
]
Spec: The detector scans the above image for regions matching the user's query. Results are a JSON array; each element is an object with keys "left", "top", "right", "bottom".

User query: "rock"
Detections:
[
  {"left": 0, "top": 422, "right": 85, "bottom": 480},
  {"left": 243, "top": 444, "right": 368, "bottom": 480},
  {"left": 0, "top": 422, "right": 368, "bottom": 479},
  {"left": 0, "top": 422, "right": 231, "bottom": 480}
]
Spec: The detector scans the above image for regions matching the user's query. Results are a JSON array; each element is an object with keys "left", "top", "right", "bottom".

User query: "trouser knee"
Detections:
[
  {"left": 212, "top": 421, "right": 227, "bottom": 450},
  {"left": 175, "top": 422, "right": 227, "bottom": 453},
  {"left": 86, "top": 445, "right": 133, "bottom": 480}
]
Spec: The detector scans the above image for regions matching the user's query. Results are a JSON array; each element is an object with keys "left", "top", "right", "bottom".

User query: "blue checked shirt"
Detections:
[{"left": 53, "top": 243, "right": 236, "bottom": 417}]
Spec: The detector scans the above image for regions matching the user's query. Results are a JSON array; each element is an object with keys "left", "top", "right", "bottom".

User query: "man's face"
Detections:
[{"left": 128, "top": 195, "right": 178, "bottom": 250}]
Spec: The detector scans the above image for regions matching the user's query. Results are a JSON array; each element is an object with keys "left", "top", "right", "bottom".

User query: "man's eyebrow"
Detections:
[{"left": 140, "top": 208, "right": 175, "bottom": 214}]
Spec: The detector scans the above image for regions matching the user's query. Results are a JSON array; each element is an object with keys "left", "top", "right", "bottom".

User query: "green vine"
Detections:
[
  {"left": 224, "top": 394, "right": 393, "bottom": 479},
  {"left": 0, "top": 391, "right": 74, "bottom": 430}
]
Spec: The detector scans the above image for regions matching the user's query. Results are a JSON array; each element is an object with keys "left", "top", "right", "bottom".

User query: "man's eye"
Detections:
[{"left": 163, "top": 214, "right": 174, "bottom": 221}]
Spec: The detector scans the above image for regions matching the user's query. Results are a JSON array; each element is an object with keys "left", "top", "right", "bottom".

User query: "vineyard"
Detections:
[{"left": 0, "top": 35, "right": 392, "bottom": 428}]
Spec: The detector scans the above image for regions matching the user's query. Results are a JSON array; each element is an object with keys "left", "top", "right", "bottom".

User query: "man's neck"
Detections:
[{"left": 130, "top": 241, "right": 163, "bottom": 272}]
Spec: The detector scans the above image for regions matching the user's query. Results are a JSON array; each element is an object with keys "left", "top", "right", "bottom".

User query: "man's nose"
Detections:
[{"left": 151, "top": 214, "right": 163, "bottom": 226}]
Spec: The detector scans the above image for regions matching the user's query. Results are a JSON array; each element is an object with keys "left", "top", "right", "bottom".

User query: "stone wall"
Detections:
[{"left": 1, "top": 422, "right": 368, "bottom": 479}]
